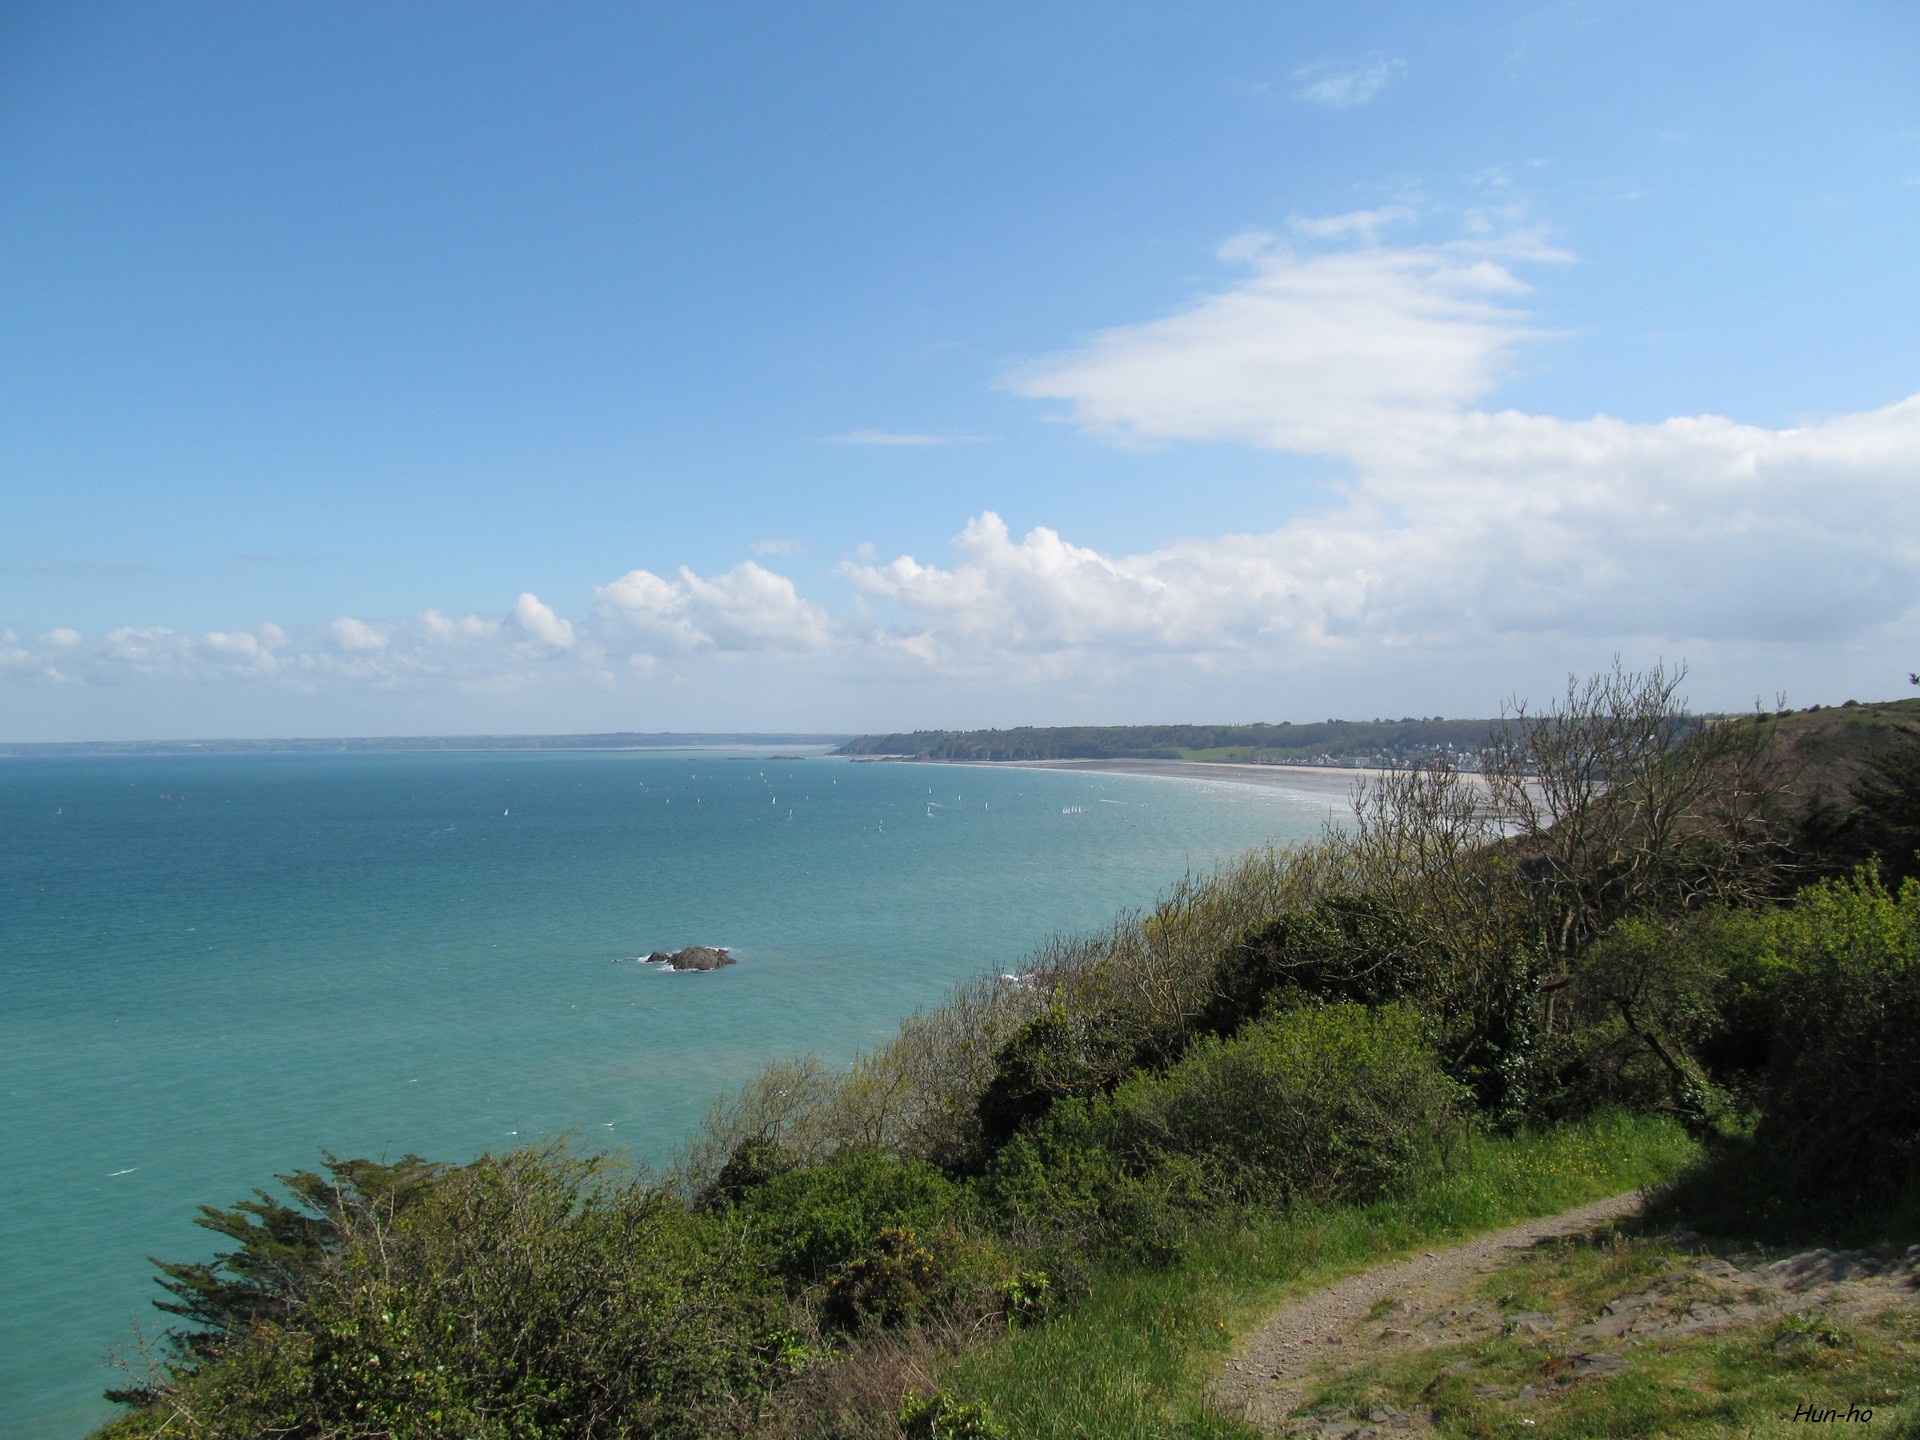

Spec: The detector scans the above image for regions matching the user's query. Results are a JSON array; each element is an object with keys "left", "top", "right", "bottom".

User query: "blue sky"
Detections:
[{"left": 3, "top": 1, "right": 1918, "bottom": 739}]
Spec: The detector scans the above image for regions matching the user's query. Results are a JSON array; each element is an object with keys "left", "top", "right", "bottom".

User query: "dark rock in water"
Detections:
[{"left": 644, "top": 945, "right": 735, "bottom": 971}]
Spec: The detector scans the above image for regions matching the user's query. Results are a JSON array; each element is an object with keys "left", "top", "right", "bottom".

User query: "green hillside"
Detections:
[{"left": 837, "top": 718, "right": 1496, "bottom": 767}]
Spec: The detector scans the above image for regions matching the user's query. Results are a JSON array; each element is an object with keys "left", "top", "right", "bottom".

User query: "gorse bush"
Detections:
[{"left": 715, "top": 1149, "right": 966, "bottom": 1290}]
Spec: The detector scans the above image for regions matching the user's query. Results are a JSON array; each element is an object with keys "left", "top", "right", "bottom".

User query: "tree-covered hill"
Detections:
[
  {"left": 839, "top": 697, "right": 1920, "bottom": 781},
  {"left": 836, "top": 718, "right": 1498, "bottom": 768}
]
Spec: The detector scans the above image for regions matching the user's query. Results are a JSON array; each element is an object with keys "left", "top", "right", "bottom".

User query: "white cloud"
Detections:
[
  {"left": 850, "top": 226, "right": 1920, "bottom": 681},
  {"left": 1287, "top": 207, "right": 1417, "bottom": 242},
  {"left": 200, "top": 629, "right": 282, "bottom": 675},
  {"left": 421, "top": 609, "right": 501, "bottom": 643},
  {"left": 9, "top": 226, "right": 1919, "bottom": 730},
  {"left": 597, "top": 560, "right": 832, "bottom": 654},
  {"left": 751, "top": 537, "right": 806, "bottom": 556},
  {"left": 93, "top": 624, "right": 289, "bottom": 679},
  {"left": 511, "top": 593, "right": 576, "bottom": 649},
  {"left": 1294, "top": 53, "right": 1407, "bottom": 109},
  {"left": 824, "top": 430, "right": 987, "bottom": 447},
  {"left": 1007, "top": 232, "right": 1546, "bottom": 454},
  {"left": 329, "top": 617, "right": 388, "bottom": 652},
  {"left": 841, "top": 395, "right": 1920, "bottom": 676}
]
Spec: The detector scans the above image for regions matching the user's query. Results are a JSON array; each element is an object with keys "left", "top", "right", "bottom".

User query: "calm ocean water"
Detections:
[{"left": 0, "top": 749, "right": 1344, "bottom": 1437}]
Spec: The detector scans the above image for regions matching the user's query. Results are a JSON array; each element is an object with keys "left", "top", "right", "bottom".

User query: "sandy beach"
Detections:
[{"left": 947, "top": 756, "right": 1378, "bottom": 800}]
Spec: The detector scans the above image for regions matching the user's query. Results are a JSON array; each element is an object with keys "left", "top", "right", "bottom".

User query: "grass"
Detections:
[
  {"left": 1298, "top": 1226, "right": 1920, "bottom": 1439},
  {"left": 936, "top": 1110, "right": 1698, "bottom": 1440}
]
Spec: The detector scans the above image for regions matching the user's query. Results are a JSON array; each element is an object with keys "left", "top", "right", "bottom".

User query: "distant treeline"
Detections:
[
  {"left": 0, "top": 732, "right": 851, "bottom": 759},
  {"left": 836, "top": 718, "right": 1499, "bottom": 765}
]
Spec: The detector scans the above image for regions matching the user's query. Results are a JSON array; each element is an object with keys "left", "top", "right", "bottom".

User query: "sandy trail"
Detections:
[{"left": 1207, "top": 1191, "right": 1646, "bottom": 1433}]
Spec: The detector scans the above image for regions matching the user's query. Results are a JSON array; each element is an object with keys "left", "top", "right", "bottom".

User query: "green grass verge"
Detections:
[{"left": 938, "top": 1111, "right": 1697, "bottom": 1440}]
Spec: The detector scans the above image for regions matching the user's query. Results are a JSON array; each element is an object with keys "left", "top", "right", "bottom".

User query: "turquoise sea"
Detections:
[{"left": 0, "top": 748, "right": 1344, "bottom": 1437}]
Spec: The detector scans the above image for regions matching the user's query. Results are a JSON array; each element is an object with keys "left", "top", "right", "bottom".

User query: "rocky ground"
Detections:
[{"left": 1210, "top": 1195, "right": 1920, "bottom": 1438}]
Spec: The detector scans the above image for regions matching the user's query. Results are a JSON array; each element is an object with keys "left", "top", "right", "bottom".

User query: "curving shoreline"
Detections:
[{"left": 928, "top": 756, "right": 1377, "bottom": 800}]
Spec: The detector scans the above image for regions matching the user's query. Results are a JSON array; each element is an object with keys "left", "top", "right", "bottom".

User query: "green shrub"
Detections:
[
  {"left": 1092, "top": 1002, "right": 1465, "bottom": 1205},
  {"left": 898, "top": 1389, "right": 1007, "bottom": 1439},
  {"left": 722, "top": 1148, "right": 967, "bottom": 1288},
  {"left": 1756, "top": 872, "right": 1920, "bottom": 1194},
  {"left": 111, "top": 1146, "right": 793, "bottom": 1440},
  {"left": 1203, "top": 896, "right": 1426, "bottom": 1033},
  {"left": 825, "top": 1226, "right": 941, "bottom": 1329},
  {"left": 985, "top": 1003, "right": 1465, "bottom": 1258},
  {"left": 1646, "top": 873, "right": 1920, "bottom": 1237},
  {"left": 680, "top": 841, "right": 1355, "bottom": 1186},
  {"left": 1566, "top": 906, "right": 1777, "bottom": 1125},
  {"left": 994, "top": 1268, "right": 1052, "bottom": 1326}
]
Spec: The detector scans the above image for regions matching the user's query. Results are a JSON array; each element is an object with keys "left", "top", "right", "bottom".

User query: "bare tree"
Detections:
[{"left": 1484, "top": 658, "right": 1792, "bottom": 970}]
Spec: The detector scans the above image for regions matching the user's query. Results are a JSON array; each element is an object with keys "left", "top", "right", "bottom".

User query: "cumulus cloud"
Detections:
[
  {"left": 1294, "top": 53, "right": 1407, "bottom": 108},
  {"left": 1287, "top": 206, "right": 1417, "bottom": 242},
  {"left": 3, "top": 603, "right": 593, "bottom": 699},
  {"left": 329, "top": 617, "right": 388, "bottom": 652},
  {"left": 843, "top": 396, "right": 1920, "bottom": 674},
  {"left": 597, "top": 560, "right": 832, "bottom": 654},
  {"left": 421, "top": 609, "right": 501, "bottom": 643},
  {"left": 92, "top": 624, "right": 289, "bottom": 679},
  {"left": 511, "top": 593, "right": 576, "bottom": 649}
]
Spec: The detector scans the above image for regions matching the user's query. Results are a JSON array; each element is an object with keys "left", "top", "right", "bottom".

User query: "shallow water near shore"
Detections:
[{"left": 0, "top": 748, "right": 1344, "bottom": 1437}]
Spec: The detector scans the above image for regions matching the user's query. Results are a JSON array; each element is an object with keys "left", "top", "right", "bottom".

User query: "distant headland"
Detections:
[{"left": 835, "top": 719, "right": 1499, "bottom": 772}]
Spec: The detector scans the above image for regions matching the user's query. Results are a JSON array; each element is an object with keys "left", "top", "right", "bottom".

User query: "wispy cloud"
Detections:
[
  {"left": 1006, "top": 225, "right": 1550, "bottom": 454},
  {"left": 823, "top": 430, "right": 989, "bottom": 447},
  {"left": 751, "top": 537, "right": 806, "bottom": 557},
  {"left": 1294, "top": 53, "right": 1407, "bottom": 109},
  {"left": 1287, "top": 206, "right": 1417, "bottom": 241}
]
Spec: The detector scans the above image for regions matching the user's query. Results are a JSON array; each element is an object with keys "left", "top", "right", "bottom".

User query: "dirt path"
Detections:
[{"left": 1207, "top": 1192, "right": 1646, "bottom": 1433}]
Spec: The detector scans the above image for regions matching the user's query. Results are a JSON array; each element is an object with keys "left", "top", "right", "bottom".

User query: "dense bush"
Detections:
[
  {"left": 1090, "top": 1002, "right": 1464, "bottom": 1204},
  {"left": 718, "top": 1149, "right": 966, "bottom": 1289},
  {"left": 1590, "top": 872, "right": 1920, "bottom": 1235},
  {"left": 1754, "top": 873, "right": 1920, "bottom": 1194},
  {"left": 1564, "top": 906, "right": 1775, "bottom": 1124},
  {"left": 107, "top": 1148, "right": 795, "bottom": 1440},
  {"left": 983, "top": 1004, "right": 1463, "bottom": 1259}
]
